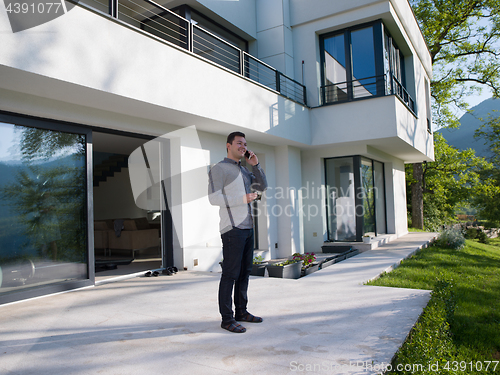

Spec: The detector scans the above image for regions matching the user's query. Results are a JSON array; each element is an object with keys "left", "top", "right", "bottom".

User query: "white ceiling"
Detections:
[{"left": 92, "top": 131, "right": 149, "bottom": 155}]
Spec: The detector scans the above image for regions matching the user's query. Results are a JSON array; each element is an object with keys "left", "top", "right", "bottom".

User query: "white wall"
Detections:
[
  {"left": 197, "top": 0, "right": 258, "bottom": 39},
  {"left": 273, "top": 145, "right": 303, "bottom": 257},
  {"left": 381, "top": 158, "right": 408, "bottom": 236},
  {"left": 256, "top": 0, "right": 294, "bottom": 77},
  {"left": 0, "top": 5, "right": 310, "bottom": 146},
  {"left": 309, "top": 95, "right": 433, "bottom": 163},
  {"left": 300, "top": 152, "right": 327, "bottom": 252}
]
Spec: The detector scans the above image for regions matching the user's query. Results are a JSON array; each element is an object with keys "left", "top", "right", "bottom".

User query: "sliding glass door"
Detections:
[
  {"left": 325, "top": 157, "right": 356, "bottom": 241},
  {"left": 360, "top": 157, "right": 375, "bottom": 235},
  {"left": 325, "top": 156, "right": 386, "bottom": 241},
  {"left": 0, "top": 118, "right": 91, "bottom": 303}
]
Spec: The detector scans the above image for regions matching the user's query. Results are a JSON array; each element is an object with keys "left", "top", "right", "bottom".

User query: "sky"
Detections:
[
  {"left": 0, "top": 123, "right": 21, "bottom": 162},
  {"left": 453, "top": 89, "right": 495, "bottom": 121}
]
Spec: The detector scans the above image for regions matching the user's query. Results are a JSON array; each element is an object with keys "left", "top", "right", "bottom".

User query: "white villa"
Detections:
[{"left": 0, "top": 0, "right": 433, "bottom": 304}]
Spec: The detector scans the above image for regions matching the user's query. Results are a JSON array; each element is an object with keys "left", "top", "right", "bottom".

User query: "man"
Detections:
[{"left": 208, "top": 131, "right": 267, "bottom": 333}]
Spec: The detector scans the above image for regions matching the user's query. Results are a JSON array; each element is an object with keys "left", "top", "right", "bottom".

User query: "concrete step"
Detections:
[{"left": 321, "top": 233, "right": 398, "bottom": 253}]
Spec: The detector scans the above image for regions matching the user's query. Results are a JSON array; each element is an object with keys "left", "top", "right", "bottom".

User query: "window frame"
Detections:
[
  {"left": 320, "top": 20, "right": 386, "bottom": 105},
  {"left": 324, "top": 155, "right": 387, "bottom": 242},
  {"left": 0, "top": 110, "right": 94, "bottom": 305}
]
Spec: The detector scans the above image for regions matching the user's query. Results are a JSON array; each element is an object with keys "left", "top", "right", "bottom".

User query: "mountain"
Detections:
[{"left": 438, "top": 97, "right": 500, "bottom": 158}]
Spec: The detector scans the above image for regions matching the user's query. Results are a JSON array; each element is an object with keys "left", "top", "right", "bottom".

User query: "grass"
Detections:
[
  {"left": 368, "top": 238, "right": 500, "bottom": 374},
  {"left": 408, "top": 227, "right": 431, "bottom": 233}
]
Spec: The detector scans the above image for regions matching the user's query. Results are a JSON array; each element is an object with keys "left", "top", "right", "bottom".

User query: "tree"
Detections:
[
  {"left": 408, "top": 0, "right": 500, "bottom": 228},
  {"left": 0, "top": 126, "right": 86, "bottom": 262},
  {"left": 474, "top": 110, "right": 500, "bottom": 222},
  {"left": 406, "top": 133, "right": 490, "bottom": 229}
]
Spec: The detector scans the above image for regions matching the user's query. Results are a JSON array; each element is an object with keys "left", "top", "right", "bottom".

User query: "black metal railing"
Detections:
[
  {"left": 192, "top": 24, "right": 241, "bottom": 74},
  {"left": 321, "top": 75, "right": 386, "bottom": 105},
  {"left": 279, "top": 73, "right": 307, "bottom": 105},
  {"left": 320, "top": 74, "right": 416, "bottom": 116},
  {"left": 77, "top": 0, "right": 307, "bottom": 106},
  {"left": 392, "top": 76, "right": 416, "bottom": 114},
  {"left": 244, "top": 54, "right": 277, "bottom": 91}
]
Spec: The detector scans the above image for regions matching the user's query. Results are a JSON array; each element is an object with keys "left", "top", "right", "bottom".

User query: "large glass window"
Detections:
[
  {"left": 320, "top": 20, "right": 413, "bottom": 110},
  {"left": 0, "top": 122, "right": 88, "bottom": 297},
  {"left": 323, "top": 33, "right": 348, "bottom": 103},
  {"left": 325, "top": 156, "right": 386, "bottom": 241},
  {"left": 374, "top": 161, "right": 386, "bottom": 234},
  {"left": 325, "top": 157, "right": 356, "bottom": 242},
  {"left": 384, "top": 33, "right": 406, "bottom": 91},
  {"left": 351, "top": 27, "right": 377, "bottom": 98},
  {"left": 321, "top": 22, "right": 382, "bottom": 104},
  {"left": 360, "top": 158, "right": 375, "bottom": 235}
]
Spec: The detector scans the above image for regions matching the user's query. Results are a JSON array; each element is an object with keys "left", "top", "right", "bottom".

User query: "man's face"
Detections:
[{"left": 227, "top": 136, "right": 247, "bottom": 160}]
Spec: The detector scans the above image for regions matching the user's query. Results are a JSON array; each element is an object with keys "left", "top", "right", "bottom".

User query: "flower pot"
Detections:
[
  {"left": 266, "top": 261, "right": 303, "bottom": 279},
  {"left": 319, "top": 258, "right": 335, "bottom": 269},
  {"left": 362, "top": 237, "right": 371, "bottom": 244},
  {"left": 250, "top": 262, "right": 268, "bottom": 276},
  {"left": 301, "top": 262, "right": 320, "bottom": 276}
]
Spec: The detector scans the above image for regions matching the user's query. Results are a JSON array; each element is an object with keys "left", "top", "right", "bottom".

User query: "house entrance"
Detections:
[
  {"left": 92, "top": 131, "right": 166, "bottom": 281},
  {"left": 325, "top": 156, "right": 387, "bottom": 242}
]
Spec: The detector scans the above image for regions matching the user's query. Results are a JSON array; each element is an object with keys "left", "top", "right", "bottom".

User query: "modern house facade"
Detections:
[{"left": 0, "top": 0, "right": 433, "bottom": 304}]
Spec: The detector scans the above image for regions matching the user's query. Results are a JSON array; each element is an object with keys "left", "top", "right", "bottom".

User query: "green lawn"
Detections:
[{"left": 368, "top": 238, "right": 500, "bottom": 374}]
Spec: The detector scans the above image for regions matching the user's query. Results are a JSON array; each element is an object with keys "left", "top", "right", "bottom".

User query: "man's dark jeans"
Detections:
[{"left": 219, "top": 227, "right": 254, "bottom": 324}]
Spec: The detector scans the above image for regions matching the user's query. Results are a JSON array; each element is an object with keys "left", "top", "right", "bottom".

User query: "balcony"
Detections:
[
  {"left": 77, "top": 0, "right": 307, "bottom": 106},
  {"left": 320, "top": 74, "right": 416, "bottom": 116}
]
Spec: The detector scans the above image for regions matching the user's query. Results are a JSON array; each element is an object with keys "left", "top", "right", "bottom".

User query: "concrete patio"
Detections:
[{"left": 0, "top": 232, "right": 437, "bottom": 375}]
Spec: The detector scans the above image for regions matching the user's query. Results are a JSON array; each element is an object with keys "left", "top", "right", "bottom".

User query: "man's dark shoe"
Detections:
[
  {"left": 235, "top": 312, "right": 263, "bottom": 323},
  {"left": 221, "top": 321, "right": 246, "bottom": 333}
]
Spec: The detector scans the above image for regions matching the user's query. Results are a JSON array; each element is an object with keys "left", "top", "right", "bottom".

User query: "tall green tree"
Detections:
[
  {"left": 409, "top": 0, "right": 500, "bottom": 228},
  {"left": 406, "top": 133, "right": 490, "bottom": 229},
  {"left": 474, "top": 111, "right": 500, "bottom": 222}
]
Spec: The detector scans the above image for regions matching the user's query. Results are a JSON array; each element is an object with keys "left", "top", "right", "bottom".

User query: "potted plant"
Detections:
[
  {"left": 250, "top": 255, "right": 268, "bottom": 276},
  {"left": 266, "top": 259, "right": 303, "bottom": 279},
  {"left": 362, "top": 234, "right": 371, "bottom": 244},
  {"left": 292, "top": 252, "right": 320, "bottom": 276}
]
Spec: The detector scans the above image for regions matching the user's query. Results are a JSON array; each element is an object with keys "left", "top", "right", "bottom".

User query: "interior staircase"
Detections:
[{"left": 93, "top": 154, "right": 128, "bottom": 187}]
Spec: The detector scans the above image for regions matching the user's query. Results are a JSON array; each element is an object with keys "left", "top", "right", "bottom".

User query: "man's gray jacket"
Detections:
[{"left": 208, "top": 157, "right": 267, "bottom": 233}]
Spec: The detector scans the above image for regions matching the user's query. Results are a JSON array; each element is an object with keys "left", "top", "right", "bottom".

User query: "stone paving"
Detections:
[{"left": 0, "top": 232, "right": 437, "bottom": 375}]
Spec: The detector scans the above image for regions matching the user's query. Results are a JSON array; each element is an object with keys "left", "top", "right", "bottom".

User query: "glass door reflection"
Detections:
[{"left": 0, "top": 122, "right": 87, "bottom": 295}]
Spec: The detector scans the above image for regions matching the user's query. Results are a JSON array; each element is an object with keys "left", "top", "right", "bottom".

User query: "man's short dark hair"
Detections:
[{"left": 227, "top": 131, "right": 246, "bottom": 145}]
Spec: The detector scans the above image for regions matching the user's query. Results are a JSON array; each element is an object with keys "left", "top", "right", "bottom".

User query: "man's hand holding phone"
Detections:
[{"left": 244, "top": 150, "right": 258, "bottom": 166}]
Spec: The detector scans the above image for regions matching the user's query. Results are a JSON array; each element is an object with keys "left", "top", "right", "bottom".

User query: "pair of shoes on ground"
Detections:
[
  {"left": 144, "top": 271, "right": 160, "bottom": 277},
  {"left": 221, "top": 312, "right": 263, "bottom": 333}
]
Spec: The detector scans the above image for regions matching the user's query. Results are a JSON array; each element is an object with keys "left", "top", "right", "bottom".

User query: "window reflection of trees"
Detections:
[
  {"left": 361, "top": 162, "right": 375, "bottom": 234},
  {"left": 0, "top": 125, "right": 86, "bottom": 288}
]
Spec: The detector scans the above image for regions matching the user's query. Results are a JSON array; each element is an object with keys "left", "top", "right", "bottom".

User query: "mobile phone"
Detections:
[{"left": 245, "top": 151, "right": 251, "bottom": 159}]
